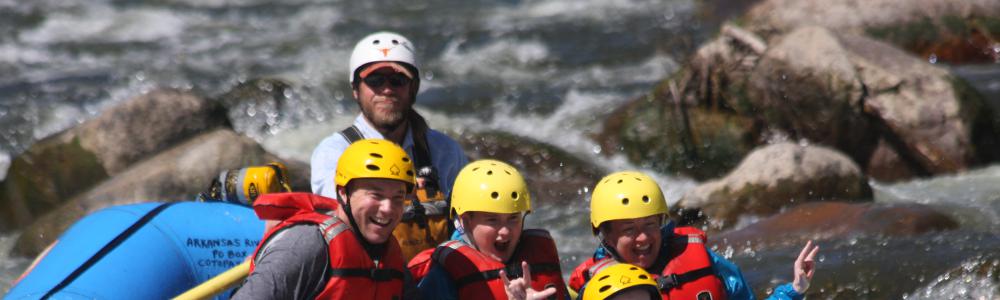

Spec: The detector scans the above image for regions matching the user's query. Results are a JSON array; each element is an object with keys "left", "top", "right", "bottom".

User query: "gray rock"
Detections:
[
  {"left": 12, "top": 129, "right": 298, "bottom": 257},
  {"left": 679, "top": 142, "right": 871, "bottom": 230},
  {"left": 0, "top": 89, "right": 225, "bottom": 232},
  {"left": 748, "top": 26, "right": 876, "bottom": 164}
]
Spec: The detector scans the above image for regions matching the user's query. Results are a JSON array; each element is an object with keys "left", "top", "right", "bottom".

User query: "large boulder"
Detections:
[
  {"left": 678, "top": 143, "right": 870, "bottom": 230},
  {"left": 12, "top": 129, "right": 296, "bottom": 257},
  {"left": 840, "top": 31, "right": 997, "bottom": 175},
  {"left": 712, "top": 201, "right": 959, "bottom": 249},
  {"left": 0, "top": 89, "right": 225, "bottom": 232},
  {"left": 660, "top": 24, "right": 1000, "bottom": 182},
  {"left": 744, "top": 0, "right": 1000, "bottom": 64},
  {"left": 748, "top": 26, "right": 876, "bottom": 165}
]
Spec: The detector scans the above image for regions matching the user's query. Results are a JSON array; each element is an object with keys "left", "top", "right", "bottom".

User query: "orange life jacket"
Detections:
[
  {"left": 250, "top": 193, "right": 406, "bottom": 300},
  {"left": 570, "top": 226, "right": 726, "bottom": 300},
  {"left": 428, "top": 229, "right": 569, "bottom": 299}
]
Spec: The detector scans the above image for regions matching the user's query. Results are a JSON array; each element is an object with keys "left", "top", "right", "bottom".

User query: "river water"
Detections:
[{"left": 1, "top": 0, "right": 998, "bottom": 298}]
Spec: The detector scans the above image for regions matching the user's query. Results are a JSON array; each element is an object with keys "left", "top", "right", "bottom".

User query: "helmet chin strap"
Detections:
[
  {"left": 337, "top": 186, "right": 382, "bottom": 260},
  {"left": 596, "top": 231, "right": 625, "bottom": 262}
]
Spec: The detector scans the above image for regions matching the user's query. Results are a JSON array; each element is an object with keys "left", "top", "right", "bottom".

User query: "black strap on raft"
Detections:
[
  {"left": 328, "top": 268, "right": 405, "bottom": 282},
  {"left": 453, "top": 263, "right": 562, "bottom": 288},
  {"left": 41, "top": 202, "right": 177, "bottom": 299},
  {"left": 656, "top": 266, "right": 715, "bottom": 291}
]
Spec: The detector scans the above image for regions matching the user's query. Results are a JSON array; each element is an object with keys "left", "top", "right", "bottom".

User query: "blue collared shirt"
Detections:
[{"left": 310, "top": 114, "right": 468, "bottom": 199}]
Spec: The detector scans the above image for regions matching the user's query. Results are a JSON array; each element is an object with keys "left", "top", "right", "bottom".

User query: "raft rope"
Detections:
[{"left": 41, "top": 202, "right": 177, "bottom": 299}]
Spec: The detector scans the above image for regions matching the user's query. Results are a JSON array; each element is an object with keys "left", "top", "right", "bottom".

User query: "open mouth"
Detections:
[
  {"left": 494, "top": 241, "right": 511, "bottom": 252},
  {"left": 369, "top": 216, "right": 392, "bottom": 227},
  {"left": 634, "top": 244, "right": 652, "bottom": 256}
]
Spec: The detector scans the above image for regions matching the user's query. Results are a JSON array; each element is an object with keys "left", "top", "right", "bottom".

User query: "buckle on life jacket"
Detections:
[{"left": 658, "top": 273, "right": 680, "bottom": 290}]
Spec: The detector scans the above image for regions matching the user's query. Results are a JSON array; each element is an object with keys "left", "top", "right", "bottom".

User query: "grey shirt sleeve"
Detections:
[{"left": 231, "top": 224, "right": 329, "bottom": 300}]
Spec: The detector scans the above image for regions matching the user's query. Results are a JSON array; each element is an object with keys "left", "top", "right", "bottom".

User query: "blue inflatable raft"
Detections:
[{"left": 5, "top": 201, "right": 263, "bottom": 299}]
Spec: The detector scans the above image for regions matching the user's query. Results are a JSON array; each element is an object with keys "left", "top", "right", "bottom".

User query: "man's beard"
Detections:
[{"left": 361, "top": 99, "right": 408, "bottom": 133}]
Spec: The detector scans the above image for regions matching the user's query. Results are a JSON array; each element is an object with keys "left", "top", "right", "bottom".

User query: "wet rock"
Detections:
[
  {"left": 842, "top": 32, "right": 993, "bottom": 175},
  {"left": 598, "top": 81, "right": 761, "bottom": 180},
  {"left": 748, "top": 26, "right": 877, "bottom": 165},
  {"left": 458, "top": 130, "right": 604, "bottom": 207},
  {"left": 12, "top": 129, "right": 299, "bottom": 257},
  {"left": 0, "top": 89, "right": 225, "bottom": 232},
  {"left": 678, "top": 143, "right": 871, "bottom": 230},
  {"left": 712, "top": 202, "right": 959, "bottom": 249},
  {"left": 865, "top": 138, "right": 920, "bottom": 182},
  {"left": 744, "top": 0, "right": 1000, "bottom": 64}
]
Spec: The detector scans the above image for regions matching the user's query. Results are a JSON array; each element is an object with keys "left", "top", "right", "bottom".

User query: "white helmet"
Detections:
[{"left": 348, "top": 31, "right": 419, "bottom": 84}]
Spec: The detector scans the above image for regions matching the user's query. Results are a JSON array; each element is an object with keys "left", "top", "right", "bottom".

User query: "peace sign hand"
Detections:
[
  {"left": 499, "top": 261, "right": 558, "bottom": 300},
  {"left": 792, "top": 240, "right": 819, "bottom": 294}
]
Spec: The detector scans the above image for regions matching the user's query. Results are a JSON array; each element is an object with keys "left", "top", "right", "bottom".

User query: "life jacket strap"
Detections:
[{"left": 657, "top": 266, "right": 714, "bottom": 291}]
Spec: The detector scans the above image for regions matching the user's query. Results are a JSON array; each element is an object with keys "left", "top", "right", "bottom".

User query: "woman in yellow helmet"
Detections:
[
  {"left": 409, "top": 159, "right": 570, "bottom": 300},
  {"left": 569, "top": 171, "right": 819, "bottom": 300}
]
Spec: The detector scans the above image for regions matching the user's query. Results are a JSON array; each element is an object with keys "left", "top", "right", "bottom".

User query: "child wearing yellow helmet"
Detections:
[
  {"left": 570, "top": 171, "right": 819, "bottom": 300},
  {"left": 410, "top": 159, "right": 570, "bottom": 300},
  {"left": 582, "top": 262, "right": 659, "bottom": 300}
]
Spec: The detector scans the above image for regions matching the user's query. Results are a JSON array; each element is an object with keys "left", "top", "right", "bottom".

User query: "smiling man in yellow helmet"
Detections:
[
  {"left": 569, "top": 171, "right": 819, "bottom": 300},
  {"left": 234, "top": 139, "right": 416, "bottom": 299},
  {"left": 408, "top": 159, "right": 570, "bottom": 300}
]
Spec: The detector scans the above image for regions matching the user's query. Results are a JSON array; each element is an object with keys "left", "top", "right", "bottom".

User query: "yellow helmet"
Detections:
[
  {"left": 335, "top": 139, "right": 415, "bottom": 191},
  {"left": 451, "top": 159, "right": 530, "bottom": 217},
  {"left": 582, "top": 263, "right": 659, "bottom": 300},
  {"left": 590, "top": 171, "right": 667, "bottom": 233}
]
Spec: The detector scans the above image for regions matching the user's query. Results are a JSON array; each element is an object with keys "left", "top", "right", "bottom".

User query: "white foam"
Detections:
[
  {"left": 0, "top": 151, "right": 9, "bottom": 181},
  {"left": 437, "top": 38, "right": 551, "bottom": 82},
  {"left": 31, "top": 104, "right": 85, "bottom": 141},
  {"left": 20, "top": 5, "right": 186, "bottom": 44},
  {"left": 486, "top": 0, "right": 694, "bottom": 30},
  {"left": 903, "top": 256, "right": 999, "bottom": 300}
]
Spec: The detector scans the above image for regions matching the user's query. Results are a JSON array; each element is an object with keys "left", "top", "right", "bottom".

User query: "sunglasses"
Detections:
[{"left": 362, "top": 73, "right": 411, "bottom": 88}]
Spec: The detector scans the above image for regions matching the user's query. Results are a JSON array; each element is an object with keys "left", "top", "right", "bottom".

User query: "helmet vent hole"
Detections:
[
  {"left": 473, "top": 167, "right": 479, "bottom": 171},
  {"left": 491, "top": 192, "right": 500, "bottom": 199},
  {"left": 402, "top": 157, "right": 410, "bottom": 162},
  {"left": 406, "top": 170, "right": 414, "bottom": 176},
  {"left": 511, "top": 192, "right": 518, "bottom": 199},
  {"left": 370, "top": 153, "right": 383, "bottom": 158},
  {"left": 487, "top": 170, "right": 493, "bottom": 175},
  {"left": 622, "top": 198, "right": 629, "bottom": 205},
  {"left": 504, "top": 170, "right": 511, "bottom": 175},
  {"left": 642, "top": 196, "right": 650, "bottom": 203},
  {"left": 635, "top": 177, "right": 642, "bottom": 181},
  {"left": 598, "top": 275, "right": 610, "bottom": 281},
  {"left": 598, "top": 285, "right": 611, "bottom": 292},
  {"left": 617, "top": 179, "right": 623, "bottom": 184},
  {"left": 373, "top": 39, "right": 380, "bottom": 45},
  {"left": 366, "top": 165, "right": 380, "bottom": 171},
  {"left": 392, "top": 39, "right": 399, "bottom": 44},
  {"left": 639, "top": 274, "right": 648, "bottom": 280},
  {"left": 629, "top": 267, "right": 639, "bottom": 271}
]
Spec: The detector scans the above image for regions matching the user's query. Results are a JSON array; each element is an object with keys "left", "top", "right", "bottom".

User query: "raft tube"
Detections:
[{"left": 5, "top": 201, "right": 264, "bottom": 299}]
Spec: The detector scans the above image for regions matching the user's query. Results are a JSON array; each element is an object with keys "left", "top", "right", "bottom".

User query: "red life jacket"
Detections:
[
  {"left": 430, "top": 229, "right": 569, "bottom": 300},
  {"left": 249, "top": 193, "right": 406, "bottom": 300},
  {"left": 407, "top": 247, "right": 436, "bottom": 282},
  {"left": 569, "top": 226, "right": 726, "bottom": 300}
]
